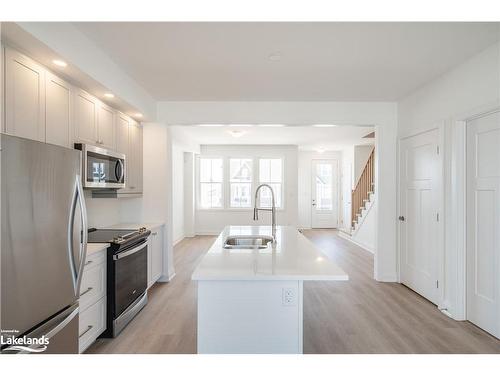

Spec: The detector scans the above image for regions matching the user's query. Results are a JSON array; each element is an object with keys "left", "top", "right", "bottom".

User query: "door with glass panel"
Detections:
[{"left": 311, "top": 160, "right": 339, "bottom": 228}]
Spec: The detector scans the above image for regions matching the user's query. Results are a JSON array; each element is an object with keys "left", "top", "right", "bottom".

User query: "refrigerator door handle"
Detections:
[
  {"left": 75, "top": 175, "right": 88, "bottom": 296},
  {"left": 67, "top": 175, "right": 88, "bottom": 296},
  {"left": 67, "top": 177, "right": 79, "bottom": 290}
]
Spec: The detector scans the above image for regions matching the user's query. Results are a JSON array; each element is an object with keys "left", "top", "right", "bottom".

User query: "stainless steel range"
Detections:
[{"left": 87, "top": 227, "right": 151, "bottom": 337}]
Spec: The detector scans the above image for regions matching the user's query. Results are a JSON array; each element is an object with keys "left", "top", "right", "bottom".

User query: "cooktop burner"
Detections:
[{"left": 87, "top": 227, "right": 149, "bottom": 244}]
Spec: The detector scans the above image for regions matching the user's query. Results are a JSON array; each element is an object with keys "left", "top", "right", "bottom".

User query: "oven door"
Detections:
[
  {"left": 113, "top": 240, "right": 148, "bottom": 318},
  {"left": 79, "top": 144, "right": 125, "bottom": 189}
]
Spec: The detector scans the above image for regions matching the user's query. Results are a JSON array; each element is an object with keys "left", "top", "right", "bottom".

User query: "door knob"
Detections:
[{"left": 398, "top": 216, "right": 405, "bottom": 222}]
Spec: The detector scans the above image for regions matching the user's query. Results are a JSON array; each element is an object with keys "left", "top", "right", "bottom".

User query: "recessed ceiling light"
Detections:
[
  {"left": 228, "top": 124, "right": 253, "bottom": 127},
  {"left": 104, "top": 93, "right": 115, "bottom": 98},
  {"left": 268, "top": 53, "right": 281, "bottom": 61},
  {"left": 52, "top": 59, "right": 67, "bottom": 67},
  {"left": 228, "top": 130, "right": 245, "bottom": 138},
  {"left": 313, "top": 124, "right": 337, "bottom": 128},
  {"left": 258, "top": 124, "right": 286, "bottom": 127},
  {"left": 134, "top": 113, "right": 143, "bottom": 118},
  {"left": 198, "top": 124, "right": 224, "bottom": 127}
]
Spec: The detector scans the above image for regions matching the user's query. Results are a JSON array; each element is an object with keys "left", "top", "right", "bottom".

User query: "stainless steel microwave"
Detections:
[{"left": 75, "top": 144, "right": 126, "bottom": 189}]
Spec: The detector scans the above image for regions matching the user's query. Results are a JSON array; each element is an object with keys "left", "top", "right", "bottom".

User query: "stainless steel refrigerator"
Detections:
[{"left": 1, "top": 134, "right": 88, "bottom": 354}]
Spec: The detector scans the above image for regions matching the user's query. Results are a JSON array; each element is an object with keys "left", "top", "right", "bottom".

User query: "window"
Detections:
[
  {"left": 315, "top": 163, "right": 333, "bottom": 210},
  {"left": 199, "top": 158, "right": 223, "bottom": 208},
  {"left": 258, "top": 158, "right": 283, "bottom": 208},
  {"left": 229, "top": 159, "right": 253, "bottom": 208}
]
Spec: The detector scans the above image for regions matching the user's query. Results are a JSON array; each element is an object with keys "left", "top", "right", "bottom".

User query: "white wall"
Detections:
[
  {"left": 397, "top": 42, "right": 500, "bottom": 318},
  {"left": 195, "top": 144, "right": 298, "bottom": 234},
  {"left": 172, "top": 144, "right": 185, "bottom": 244},
  {"left": 354, "top": 145, "right": 374, "bottom": 185},
  {"left": 158, "top": 101, "right": 398, "bottom": 281},
  {"left": 298, "top": 150, "right": 342, "bottom": 229}
]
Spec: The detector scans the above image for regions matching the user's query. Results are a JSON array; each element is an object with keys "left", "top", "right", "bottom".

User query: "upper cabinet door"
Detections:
[
  {"left": 4, "top": 47, "right": 45, "bottom": 142},
  {"left": 45, "top": 72, "right": 72, "bottom": 148},
  {"left": 97, "top": 103, "right": 115, "bottom": 150},
  {"left": 128, "top": 121, "right": 143, "bottom": 193},
  {"left": 74, "top": 89, "right": 98, "bottom": 145},
  {"left": 116, "top": 112, "right": 129, "bottom": 155}
]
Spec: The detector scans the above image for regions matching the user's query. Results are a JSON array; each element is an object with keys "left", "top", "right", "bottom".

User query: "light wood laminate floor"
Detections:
[{"left": 87, "top": 230, "right": 500, "bottom": 354}]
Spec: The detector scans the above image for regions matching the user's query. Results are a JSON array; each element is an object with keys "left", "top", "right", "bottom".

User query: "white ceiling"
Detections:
[
  {"left": 74, "top": 22, "right": 499, "bottom": 101},
  {"left": 171, "top": 125, "right": 374, "bottom": 151}
]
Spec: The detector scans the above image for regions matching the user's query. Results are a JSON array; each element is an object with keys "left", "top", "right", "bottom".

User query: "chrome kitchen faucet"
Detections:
[{"left": 253, "top": 184, "right": 277, "bottom": 241}]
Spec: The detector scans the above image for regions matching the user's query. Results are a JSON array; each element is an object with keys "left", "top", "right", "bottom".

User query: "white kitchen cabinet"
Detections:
[
  {"left": 128, "top": 121, "right": 143, "bottom": 193},
  {"left": 73, "top": 88, "right": 98, "bottom": 146},
  {"left": 79, "top": 249, "right": 107, "bottom": 353},
  {"left": 97, "top": 103, "right": 115, "bottom": 150},
  {"left": 45, "top": 71, "right": 72, "bottom": 148},
  {"left": 4, "top": 47, "right": 45, "bottom": 142},
  {"left": 148, "top": 225, "right": 164, "bottom": 287}
]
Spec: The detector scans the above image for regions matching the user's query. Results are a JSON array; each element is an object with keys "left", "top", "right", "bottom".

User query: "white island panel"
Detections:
[{"left": 198, "top": 280, "right": 303, "bottom": 354}]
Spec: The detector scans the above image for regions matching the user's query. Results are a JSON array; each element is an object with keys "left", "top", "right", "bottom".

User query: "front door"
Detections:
[
  {"left": 466, "top": 110, "right": 500, "bottom": 338},
  {"left": 399, "top": 129, "right": 440, "bottom": 305},
  {"left": 311, "top": 160, "right": 339, "bottom": 228}
]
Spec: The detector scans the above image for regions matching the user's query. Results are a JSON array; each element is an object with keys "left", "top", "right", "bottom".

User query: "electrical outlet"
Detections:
[{"left": 282, "top": 287, "right": 296, "bottom": 306}]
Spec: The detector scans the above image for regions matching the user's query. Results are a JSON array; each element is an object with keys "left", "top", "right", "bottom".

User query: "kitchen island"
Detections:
[{"left": 192, "top": 225, "right": 348, "bottom": 354}]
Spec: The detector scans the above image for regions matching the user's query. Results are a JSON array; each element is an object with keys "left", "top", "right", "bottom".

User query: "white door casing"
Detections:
[
  {"left": 311, "top": 160, "right": 339, "bottom": 229},
  {"left": 466, "top": 110, "right": 500, "bottom": 339},
  {"left": 399, "top": 129, "right": 440, "bottom": 305}
]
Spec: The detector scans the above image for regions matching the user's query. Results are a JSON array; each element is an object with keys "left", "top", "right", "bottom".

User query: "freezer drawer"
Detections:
[{"left": 1, "top": 303, "right": 79, "bottom": 354}]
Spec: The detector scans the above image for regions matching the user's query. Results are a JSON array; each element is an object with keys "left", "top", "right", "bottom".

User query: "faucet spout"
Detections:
[{"left": 253, "top": 184, "right": 277, "bottom": 241}]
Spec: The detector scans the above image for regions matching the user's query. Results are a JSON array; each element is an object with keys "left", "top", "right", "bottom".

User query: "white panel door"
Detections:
[
  {"left": 399, "top": 129, "right": 440, "bottom": 304},
  {"left": 311, "top": 160, "right": 339, "bottom": 228},
  {"left": 45, "top": 72, "right": 72, "bottom": 148},
  {"left": 466, "top": 111, "right": 500, "bottom": 339},
  {"left": 4, "top": 48, "right": 45, "bottom": 141}
]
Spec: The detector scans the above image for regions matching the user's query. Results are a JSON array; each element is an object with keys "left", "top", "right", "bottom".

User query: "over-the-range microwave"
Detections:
[{"left": 75, "top": 143, "right": 126, "bottom": 189}]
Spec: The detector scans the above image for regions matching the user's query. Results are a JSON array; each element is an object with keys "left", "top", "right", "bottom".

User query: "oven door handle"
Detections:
[{"left": 113, "top": 241, "right": 147, "bottom": 260}]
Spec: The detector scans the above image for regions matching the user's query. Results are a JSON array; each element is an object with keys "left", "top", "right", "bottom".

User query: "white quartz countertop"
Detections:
[
  {"left": 192, "top": 226, "right": 349, "bottom": 281},
  {"left": 86, "top": 242, "right": 109, "bottom": 256}
]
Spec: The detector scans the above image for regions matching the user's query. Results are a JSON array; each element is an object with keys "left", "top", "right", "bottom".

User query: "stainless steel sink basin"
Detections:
[{"left": 223, "top": 235, "right": 274, "bottom": 249}]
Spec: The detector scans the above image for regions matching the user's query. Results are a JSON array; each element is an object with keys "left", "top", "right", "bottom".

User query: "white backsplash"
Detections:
[{"left": 84, "top": 191, "right": 144, "bottom": 228}]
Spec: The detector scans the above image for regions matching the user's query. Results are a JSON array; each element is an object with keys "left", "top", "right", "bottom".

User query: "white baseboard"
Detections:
[
  {"left": 173, "top": 237, "right": 185, "bottom": 246},
  {"left": 338, "top": 231, "right": 374, "bottom": 254},
  {"left": 158, "top": 272, "right": 176, "bottom": 283},
  {"left": 195, "top": 231, "right": 221, "bottom": 236}
]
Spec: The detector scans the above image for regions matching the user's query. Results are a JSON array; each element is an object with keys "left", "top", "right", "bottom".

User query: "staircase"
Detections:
[{"left": 351, "top": 148, "right": 375, "bottom": 230}]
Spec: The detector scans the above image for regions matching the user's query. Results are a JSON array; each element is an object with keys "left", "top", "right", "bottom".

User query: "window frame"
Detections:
[
  {"left": 196, "top": 155, "right": 286, "bottom": 211},
  {"left": 197, "top": 156, "right": 225, "bottom": 210},
  {"left": 257, "top": 157, "right": 285, "bottom": 210},
  {"left": 228, "top": 158, "right": 254, "bottom": 209}
]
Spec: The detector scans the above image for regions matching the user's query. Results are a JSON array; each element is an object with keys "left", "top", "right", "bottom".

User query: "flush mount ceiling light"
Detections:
[
  {"left": 104, "top": 93, "right": 115, "bottom": 98},
  {"left": 313, "top": 124, "right": 337, "bottom": 128},
  {"left": 228, "top": 124, "right": 253, "bottom": 127},
  {"left": 317, "top": 147, "right": 326, "bottom": 153},
  {"left": 134, "top": 113, "right": 143, "bottom": 118},
  {"left": 268, "top": 53, "right": 281, "bottom": 61},
  {"left": 258, "top": 124, "right": 286, "bottom": 127},
  {"left": 228, "top": 130, "right": 245, "bottom": 138},
  {"left": 52, "top": 59, "right": 67, "bottom": 67},
  {"left": 198, "top": 124, "right": 224, "bottom": 127}
]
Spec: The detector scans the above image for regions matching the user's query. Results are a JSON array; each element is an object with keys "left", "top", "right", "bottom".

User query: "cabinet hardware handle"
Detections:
[
  {"left": 84, "top": 260, "right": 93, "bottom": 266},
  {"left": 80, "top": 287, "right": 93, "bottom": 296},
  {"left": 79, "top": 325, "right": 93, "bottom": 338}
]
